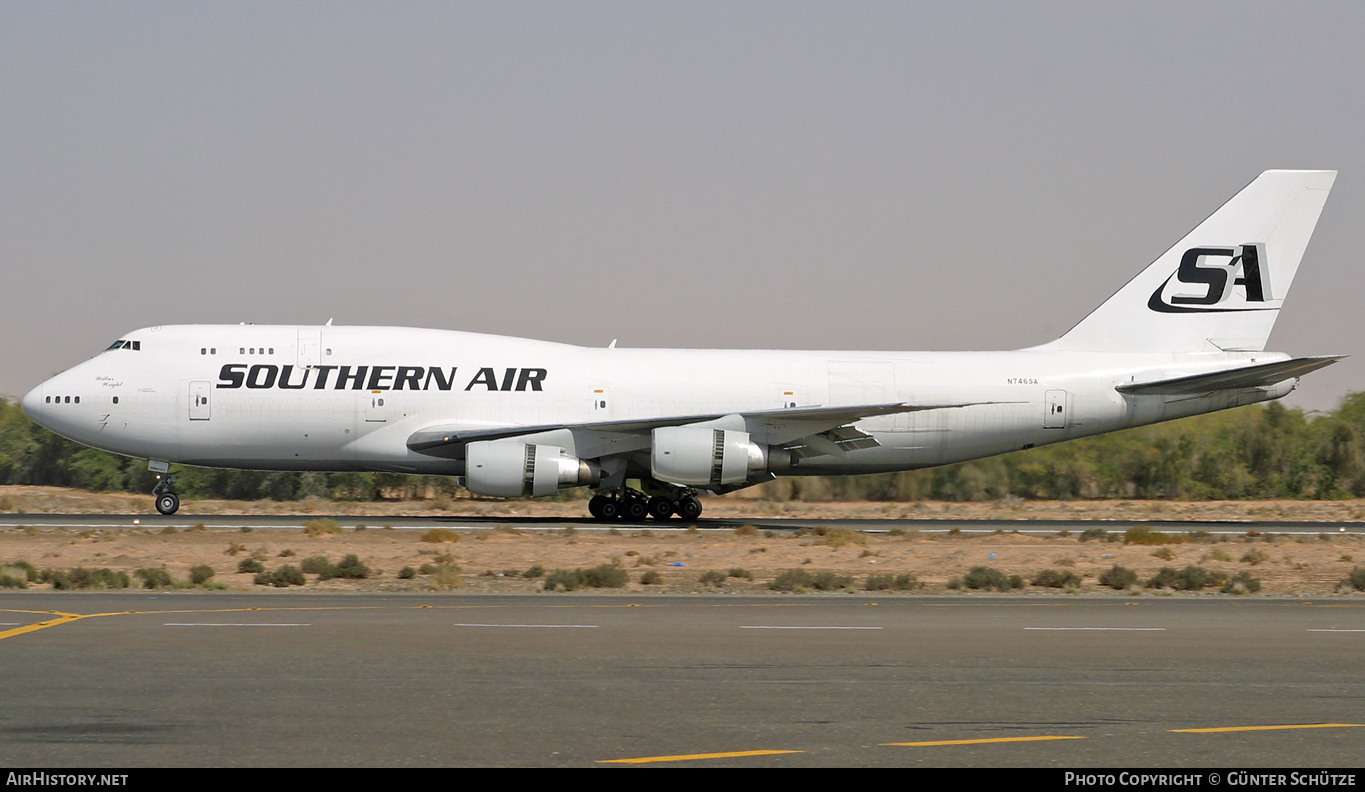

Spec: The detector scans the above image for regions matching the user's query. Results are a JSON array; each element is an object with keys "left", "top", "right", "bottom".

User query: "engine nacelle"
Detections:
[
  {"left": 651, "top": 426, "right": 788, "bottom": 487},
  {"left": 465, "top": 441, "right": 599, "bottom": 497}
]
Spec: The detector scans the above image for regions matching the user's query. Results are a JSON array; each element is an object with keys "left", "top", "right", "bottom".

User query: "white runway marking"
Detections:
[
  {"left": 1307, "top": 629, "right": 1365, "bottom": 632},
  {"left": 452, "top": 623, "right": 598, "bottom": 628},
  {"left": 739, "top": 625, "right": 883, "bottom": 630},
  {"left": 165, "top": 623, "right": 311, "bottom": 627},
  {"left": 1024, "top": 627, "right": 1166, "bottom": 631}
]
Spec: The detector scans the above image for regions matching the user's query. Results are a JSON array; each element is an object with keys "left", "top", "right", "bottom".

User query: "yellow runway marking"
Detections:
[
  {"left": 884, "top": 735, "right": 1086, "bottom": 747},
  {"left": 1172, "top": 723, "right": 1364, "bottom": 733},
  {"left": 0, "top": 612, "right": 92, "bottom": 640},
  {"left": 600, "top": 750, "right": 803, "bottom": 764}
]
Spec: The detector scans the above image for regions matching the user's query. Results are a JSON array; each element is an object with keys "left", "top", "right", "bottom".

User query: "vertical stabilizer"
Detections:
[{"left": 1040, "top": 170, "right": 1335, "bottom": 353}]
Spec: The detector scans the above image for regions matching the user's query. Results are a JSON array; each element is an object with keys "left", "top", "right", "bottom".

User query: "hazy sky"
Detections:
[{"left": 3, "top": 2, "right": 1363, "bottom": 411}]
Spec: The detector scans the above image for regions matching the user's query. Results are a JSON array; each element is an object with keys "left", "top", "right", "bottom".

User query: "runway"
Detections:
[
  {"left": 3, "top": 512, "right": 1364, "bottom": 535},
  {"left": 1, "top": 593, "right": 1362, "bottom": 767}
]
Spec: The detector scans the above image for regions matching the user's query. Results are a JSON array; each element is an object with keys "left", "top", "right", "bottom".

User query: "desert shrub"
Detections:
[
  {"left": 427, "top": 565, "right": 461, "bottom": 590},
  {"left": 255, "top": 566, "right": 306, "bottom": 587},
  {"left": 135, "top": 567, "right": 176, "bottom": 589},
  {"left": 301, "top": 555, "right": 336, "bottom": 576},
  {"left": 962, "top": 566, "right": 1022, "bottom": 591},
  {"left": 809, "top": 572, "right": 853, "bottom": 591},
  {"left": 865, "top": 573, "right": 921, "bottom": 591},
  {"left": 303, "top": 518, "right": 343, "bottom": 537},
  {"left": 1146, "top": 565, "right": 1222, "bottom": 591},
  {"left": 815, "top": 527, "right": 866, "bottom": 548},
  {"left": 639, "top": 570, "right": 662, "bottom": 585},
  {"left": 420, "top": 529, "right": 460, "bottom": 544},
  {"left": 1078, "top": 528, "right": 1110, "bottom": 542},
  {"left": 1031, "top": 569, "right": 1081, "bottom": 588},
  {"left": 543, "top": 569, "right": 584, "bottom": 591},
  {"left": 44, "top": 567, "right": 131, "bottom": 590},
  {"left": 522, "top": 565, "right": 545, "bottom": 579},
  {"left": 2, "top": 560, "right": 38, "bottom": 583},
  {"left": 0, "top": 565, "right": 29, "bottom": 588},
  {"left": 1098, "top": 565, "right": 1138, "bottom": 590},
  {"left": 331, "top": 554, "right": 370, "bottom": 580},
  {"left": 580, "top": 564, "right": 627, "bottom": 588},
  {"left": 1345, "top": 567, "right": 1365, "bottom": 591},
  {"left": 542, "top": 564, "right": 627, "bottom": 592},
  {"left": 1240, "top": 549, "right": 1270, "bottom": 566},
  {"left": 398, "top": 566, "right": 417, "bottom": 579},
  {"left": 1125, "top": 526, "right": 1186, "bottom": 546},
  {"left": 727, "top": 568, "right": 753, "bottom": 580},
  {"left": 698, "top": 570, "right": 728, "bottom": 586},
  {"left": 237, "top": 558, "right": 265, "bottom": 574},
  {"left": 1221, "top": 571, "right": 1262, "bottom": 594},
  {"left": 769, "top": 569, "right": 814, "bottom": 591},
  {"left": 1151, "top": 546, "right": 1177, "bottom": 561}
]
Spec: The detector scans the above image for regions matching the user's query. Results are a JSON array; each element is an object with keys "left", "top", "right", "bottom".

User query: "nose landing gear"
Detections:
[{"left": 152, "top": 475, "right": 180, "bottom": 515}]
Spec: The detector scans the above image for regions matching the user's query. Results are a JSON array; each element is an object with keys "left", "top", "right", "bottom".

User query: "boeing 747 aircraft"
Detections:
[{"left": 22, "top": 170, "right": 1341, "bottom": 519}]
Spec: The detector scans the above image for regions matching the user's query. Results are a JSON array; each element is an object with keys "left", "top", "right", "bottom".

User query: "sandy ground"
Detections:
[{"left": 1, "top": 486, "right": 1363, "bottom": 596}]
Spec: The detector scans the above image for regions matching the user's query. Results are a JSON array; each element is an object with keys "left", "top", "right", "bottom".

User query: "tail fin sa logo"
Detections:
[{"left": 1147, "top": 243, "right": 1276, "bottom": 313}]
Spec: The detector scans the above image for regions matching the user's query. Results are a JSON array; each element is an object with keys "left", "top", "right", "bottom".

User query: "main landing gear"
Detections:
[
  {"left": 152, "top": 475, "right": 180, "bottom": 515},
  {"left": 587, "top": 487, "right": 703, "bottom": 522}
]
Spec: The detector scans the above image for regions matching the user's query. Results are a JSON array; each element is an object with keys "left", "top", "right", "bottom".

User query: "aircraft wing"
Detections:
[
  {"left": 1115, "top": 355, "right": 1344, "bottom": 396},
  {"left": 407, "top": 401, "right": 998, "bottom": 459}
]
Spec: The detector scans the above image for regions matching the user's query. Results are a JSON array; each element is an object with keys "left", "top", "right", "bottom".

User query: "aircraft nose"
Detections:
[{"left": 21, "top": 383, "right": 45, "bottom": 422}]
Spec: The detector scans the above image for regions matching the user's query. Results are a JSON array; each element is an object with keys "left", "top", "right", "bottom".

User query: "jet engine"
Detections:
[
  {"left": 651, "top": 426, "right": 791, "bottom": 487},
  {"left": 464, "top": 441, "right": 600, "bottom": 497}
]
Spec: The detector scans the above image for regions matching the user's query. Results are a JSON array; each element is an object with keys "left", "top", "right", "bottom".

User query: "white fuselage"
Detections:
[{"left": 21, "top": 324, "right": 1291, "bottom": 478}]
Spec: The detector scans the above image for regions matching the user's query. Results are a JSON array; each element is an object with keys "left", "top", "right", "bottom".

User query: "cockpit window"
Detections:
[
  {"left": 105, "top": 340, "right": 141, "bottom": 351},
  {"left": 107, "top": 340, "right": 125, "bottom": 350}
]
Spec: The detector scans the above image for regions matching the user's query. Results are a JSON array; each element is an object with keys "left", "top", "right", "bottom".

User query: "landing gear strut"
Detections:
[
  {"left": 153, "top": 475, "right": 180, "bottom": 515},
  {"left": 587, "top": 486, "right": 702, "bottom": 522}
]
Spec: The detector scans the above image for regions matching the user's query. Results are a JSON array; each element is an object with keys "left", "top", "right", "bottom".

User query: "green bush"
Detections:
[
  {"left": 1031, "top": 569, "right": 1082, "bottom": 588},
  {"left": 769, "top": 569, "right": 814, "bottom": 591},
  {"left": 254, "top": 565, "right": 306, "bottom": 587},
  {"left": 639, "top": 570, "right": 662, "bottom": 585},
  {"left": 961, "top": 566, "right": 1022, "bottom": 592},
  {"left": 1146, "top": 565, "right": 1222, "bottom": 591},
  {"left": 1098, "top": 565, "right": 1138, "bottom": 590},
  {"left": 302, "top": 518, "right": 343, "bottom": 537},
  {"left": 301, "top": 555, "right": 336, "bottom": 575},
  {"left": 237, "top": 558, "right": 265, "bottom": 574},
  {"left": 1345, "top": 567, "right": 1365, "bottom": 591},
  {"left": 332, "top": 554, "right": 371, "bottom": 580},
  {"left": 43, "top": 567, "right": 131, "bottom": 590},
  {"left": 189, "top": 565, "right": 215, "bottom": 585},
  {"left": 523, "top": 565, "right": 546, "bottom": 579},
  {"left": 698, "top": 570, "right": 728, "bottom": 586},
  {"left": 1221, "top": 571, "right": 1262, "bottom": 594},
  {"left": 135, "top": 567, "right": 175, "bottom": 589},
  {"left": 865, "top": 573, "right": 921, "bottom": 591},
  {"left": 398, "top": 566, "right": 417, "bottom": 579}
]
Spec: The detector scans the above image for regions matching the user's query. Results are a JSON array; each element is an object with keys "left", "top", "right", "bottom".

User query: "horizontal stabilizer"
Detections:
[{"left": 1115, "top": 355, "right": 1343, "bottom": 396}]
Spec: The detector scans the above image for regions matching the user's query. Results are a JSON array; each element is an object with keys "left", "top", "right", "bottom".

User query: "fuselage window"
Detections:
[
  {"left": 112, "top": 396, "right": 119, "bottom": 404},
  {"left": 240, "top": 348, "right": 246, "bottom": 355},
  {"left": 211, "top": 348, "right": 216, "bottom": 355},
  {"left": 201, "top": 348, "right": 207, "bottom": 355},
  {"left": 268, "top": 348, "right": 274, "bottom": 355},
  {"left": 74, "top": 396, "right": 79, "bottom": 404},
  {"left": 64, "top": 396, "right": 70, "bottom": 404},
  {"left": 44, "top": 396, "right": 50, "bottom": 403}
]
